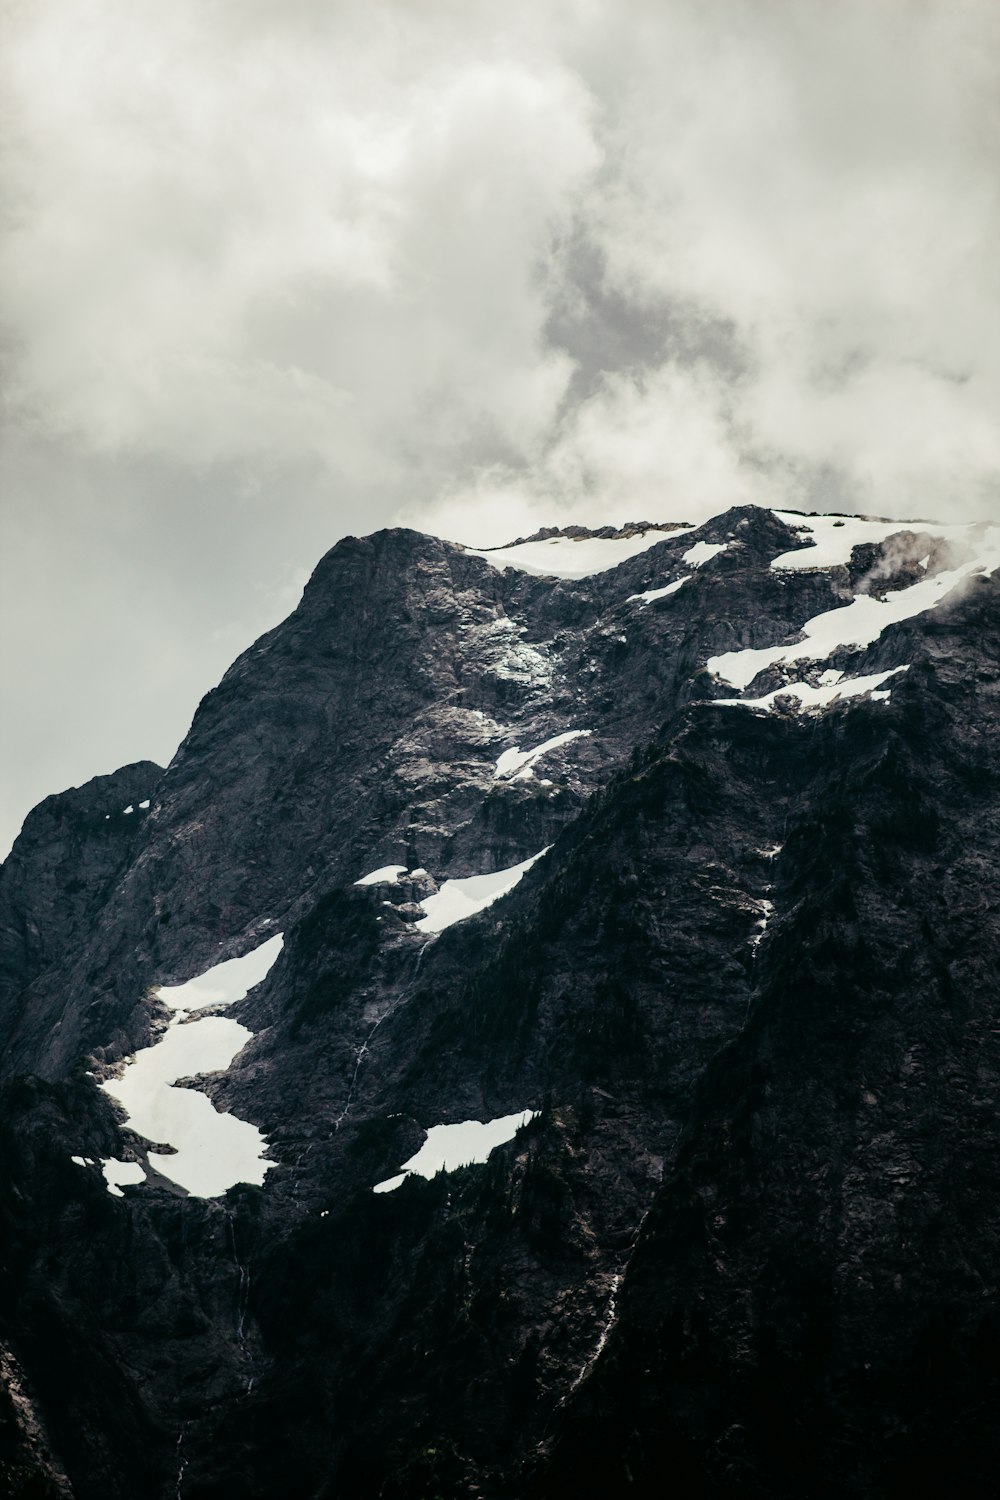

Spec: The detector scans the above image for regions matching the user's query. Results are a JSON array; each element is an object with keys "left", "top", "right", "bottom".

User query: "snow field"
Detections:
[
  {"left": 468, "top": 529, "right": 679, "bottom": 579},
  {"left": 355, "top": 864, "right": 409, "bottom": 886},
  {"left": 628, "top": 576, "right": 691, "bottom": 605},
  {"left": 155, "top": 934, "right": 284, "bottom": 1012},
  {"left": 373, "top": 1109, "right": 538, "bottom": 1193},
  {"left": 94, "top": 935, "right": 283, "bottom": 1198},
  {"left": 356, "top": 849, "right": 550, "bottom": 933},
  {"left": 101, "top": 1159, "right": 146, "bottom": 1197},
  {"left": 682, "top": 540, "right": 727, "bottom": 568},
  {"left": 769, "top": 511, "right": 972, "bottom": 572},
  {"left": 709, "top": 666, "right": 909, "bottom": 714},
  {"left": 709, "top": 531, "right": 1000, "bottom": 692},
  {"left": 414, "top": 849, "right": 550, "bottom": 934},
  {"left": 494, "top": 729, "right": 592, "bottom": 780}
]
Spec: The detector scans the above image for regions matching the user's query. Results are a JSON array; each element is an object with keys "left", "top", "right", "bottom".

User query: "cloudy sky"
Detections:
[{"left": 2, "top": 0, "right": 999, "bottom": 855}]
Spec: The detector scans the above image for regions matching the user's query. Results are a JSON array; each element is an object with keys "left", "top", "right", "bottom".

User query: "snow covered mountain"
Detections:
[{"left": 2, "top": 504, "right": 1000, "bottom": 1497}]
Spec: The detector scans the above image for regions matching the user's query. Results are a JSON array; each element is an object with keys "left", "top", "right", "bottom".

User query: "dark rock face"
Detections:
[
  {"left": 0, "top": 763, "right": 163, "bottom": 1079},
  {"left": 536, "top": 583, "right": 1000, "bottom": 1500},
  {"left": 2, "top": 509, "right": 999, "bottom": 1497}
]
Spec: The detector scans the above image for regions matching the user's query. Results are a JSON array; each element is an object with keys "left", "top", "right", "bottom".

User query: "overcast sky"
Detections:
[{"left": 2, "top": 0, "right": 999, "bottom": 857}]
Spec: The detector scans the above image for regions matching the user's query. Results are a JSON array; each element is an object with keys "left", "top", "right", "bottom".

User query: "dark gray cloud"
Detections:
[{"left": 2, "top": 0, "right": 999, "bottom": 853}]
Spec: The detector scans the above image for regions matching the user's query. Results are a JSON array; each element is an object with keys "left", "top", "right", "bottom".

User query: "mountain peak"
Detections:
[{"left": 2, "top": 501, "right": 1000, "bottom": 1497}]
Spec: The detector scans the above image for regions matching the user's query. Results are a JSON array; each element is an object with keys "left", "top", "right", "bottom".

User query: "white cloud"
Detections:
[
  {"left": 2, "top": 0, "right": 598, "bottom": 477},
  {"left": 4, "top": 0, "right": 998, "bottom": 524},
  {"left": 2, "top": 0, "right": 999, "bottom": 851},
  {"left": 409, "top": 364, "right": 764, "bottom": 544},
  {"left": 409, "top": 0, "right": 1000, "bottom": 544},
  {"left": 584, "top": 0, "right": 1000, "bottom": 517}
]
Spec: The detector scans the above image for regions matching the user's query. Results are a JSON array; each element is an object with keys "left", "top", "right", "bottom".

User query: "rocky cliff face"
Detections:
[{"left": 2, "top": 505, "right": 999, "bottom": 1497}]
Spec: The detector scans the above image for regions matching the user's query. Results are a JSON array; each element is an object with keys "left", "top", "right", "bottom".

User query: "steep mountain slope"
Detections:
[
  {"left": 538, "top": 577, "right": 1000, "bottom": 1499},
  {"left": 1, "top": 505, "right": 999, "bottom": 1497}
]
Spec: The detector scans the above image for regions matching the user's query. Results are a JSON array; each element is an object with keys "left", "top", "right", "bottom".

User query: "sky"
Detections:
[{"left": 2, "top": 0, "right": 999, "bottom": 857}]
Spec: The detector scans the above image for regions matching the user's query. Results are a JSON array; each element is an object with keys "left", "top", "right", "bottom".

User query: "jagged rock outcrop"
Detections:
[{"left": 1, "top": 507, "right": 999, "bottom": 1497}]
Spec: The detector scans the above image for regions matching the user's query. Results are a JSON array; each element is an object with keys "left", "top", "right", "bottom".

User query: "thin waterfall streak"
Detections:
[
  {"left": 333, "top": 939, "right": 432, "bottom": 1130},
  {"left": 175, "top": 1429, "right": 187, "bottom": 1500}
]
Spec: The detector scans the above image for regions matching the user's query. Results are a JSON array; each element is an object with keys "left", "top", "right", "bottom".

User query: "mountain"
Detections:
[{"left": 2, "top": 504, "right": 1000, "bottom": 1498}]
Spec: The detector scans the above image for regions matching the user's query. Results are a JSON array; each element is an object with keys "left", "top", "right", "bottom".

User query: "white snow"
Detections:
[
  {"left": 70, "top": 1155, "right": 93, "bottom": 1167},
  {"left": 414, "top": 849, "right": 550, "bottom": 934},
  {"left": 155, "top": 933, "right": 283, "bottom": 1013},
  {"left": 494, "top": 730, "right": 591, "bottom": 780},
  {"left": 708, "top": 537, "right": 1000, "bottom": 690},
  {"left": 99, "top": 936, "right": 283, "bottom": 1197},
  {"left": 770, "top": 511, "right": 967, "bottom": 572},
  {"left": 123, "top": 805, "right": 134, "bottom": 815},
  {"left": 709, "top": 667, "right": 908, "bottom": 714},
  {"left": 628, "top": 576, "right": 691, "bottom": 605},
  {"left": 468, "top": 530, "right": 678, "bottom": 580},
  {"left": 682, "top": 540, "right": 727, "bottom": 568},
  {"left": 373, "top": 1108, "right": 538, "bottom": 1193},
  {"left": 355, "top": 864, "right": 408, "bottom": 886},
  {"left": 374, "top": 1173, "right": 408, "bottom": 1194},
  {"left": 101, "top": 1158, "right": 146, "bottom": 1197},
  {"left": 139, "top": 799, "right": 151, "bottom": 809}
]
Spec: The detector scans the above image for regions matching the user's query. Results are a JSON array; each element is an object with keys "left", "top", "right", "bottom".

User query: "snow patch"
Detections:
[
  {"left": 99, "top": 936, "right": 282, "bottom": 1198},
  {"left": 628, "top": 576, "right": 691, "bottom": 605},
  {"left": 494, "top": 730, "right": 592, "bottom": 780},
  {"left": 709, "top": 667, "right": 909, "bottom": 714},
  {"left": 355, "top": 864, "right": 408, "bottom": 886},
  {"left": 414, "top": 850, "right": 550, "bottom": 934},
  {"left": 155, "top": 934, "right": 283, "bottom": 1013},
  {"left": 101, "top": 1159, "right": 146, "bottom": 1198},
  {"left": 682, "top": 540, "right": 727, "bottom": 568},
  {"left": 139, "top": 799, "right": 151, "bottom": 809},
  {"left": 709, "top": 535, "right": 1000, "bottom": 689},
  {"left": 770, "top": 511, "right": 968, "bottom": 572},
  {"left": 468, "top": 530, "right": 677, "bottom": 580},
  {"left": 373, "top": 1109, "right": 538, "bottom": 1193}
]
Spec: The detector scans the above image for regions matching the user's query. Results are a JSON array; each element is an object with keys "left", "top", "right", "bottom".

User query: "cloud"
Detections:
[
  {"left": 1, "top": 0, "right": 598, "bottom": 484},
  {"left": 406, "top": 363, "right": 765, "bottom": 545},
  {"left": 2, "top": 0, "right": 999, "bottom": 851},
  {"left": 417, "top": 0, "right": 1000, "bottom": 539},
  {"left": 4, "top": 0, "right": 999, "bottom": 532}
]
